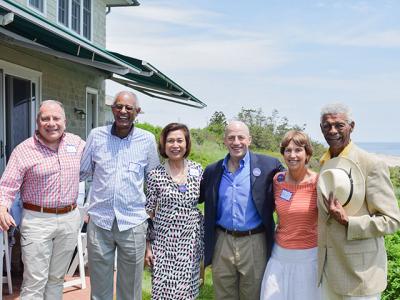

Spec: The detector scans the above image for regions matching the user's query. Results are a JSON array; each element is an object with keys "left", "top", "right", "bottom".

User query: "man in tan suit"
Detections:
[{"left": 318, "top": 103, "right": 400, "bottom": 299}]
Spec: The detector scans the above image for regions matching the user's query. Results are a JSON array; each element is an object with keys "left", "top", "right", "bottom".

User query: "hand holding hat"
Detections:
[
  {"left": 323, "top": 192, "right": 349, "bottom": 226},
  {"left": 317, "top": 157, "right": 366, "bottom": 224}
]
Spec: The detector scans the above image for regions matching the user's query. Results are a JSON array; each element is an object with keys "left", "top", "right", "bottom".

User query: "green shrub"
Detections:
[{"left": 383, "top": 229, "right": 400, "bottom": 300}]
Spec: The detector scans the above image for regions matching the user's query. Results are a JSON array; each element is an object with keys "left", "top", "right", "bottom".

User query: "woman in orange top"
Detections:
[{"left": 260, "top": 130, "right": 321, "bottom": 300}]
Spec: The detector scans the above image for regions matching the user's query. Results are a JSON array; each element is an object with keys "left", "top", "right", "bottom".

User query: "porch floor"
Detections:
[{"left": 2, "top": 268, "right": 104, "bottom": 299}]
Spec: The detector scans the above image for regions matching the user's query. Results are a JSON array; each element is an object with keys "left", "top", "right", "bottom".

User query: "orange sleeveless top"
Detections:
[{"left": 274, "top": 172, "right": 318, "bottom": 249}]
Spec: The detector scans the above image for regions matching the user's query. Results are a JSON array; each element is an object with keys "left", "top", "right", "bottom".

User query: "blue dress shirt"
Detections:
[{"left": 216, "top": 151, "right": 262, "bottom": 231}]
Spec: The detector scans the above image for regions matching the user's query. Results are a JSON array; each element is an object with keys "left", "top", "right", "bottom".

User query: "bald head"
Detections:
[
  {"left": 223, "top": 120, "right": 251, "bottom": 162},
  {"left": 224, "top": 121, "right": 250, "bottom": 138}
]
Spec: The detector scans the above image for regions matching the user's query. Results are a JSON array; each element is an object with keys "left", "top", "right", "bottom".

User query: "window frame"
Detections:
[
  {"left": 56, "top": 0, "right": 92, "bottom": 41},
  {"left": 27, "top": 0, "right": 47, "bottom": 16}
]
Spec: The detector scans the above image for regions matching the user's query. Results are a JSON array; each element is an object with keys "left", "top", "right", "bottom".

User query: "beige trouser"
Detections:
[
  {"left": 322, "top": 273, "right": 381, "bottom": 300},
  {"left": 19, "top": 208, "right": 81, "bottom": 300},
  {"left": 212, "top": 228, "right": 267, "bottom": 300}
]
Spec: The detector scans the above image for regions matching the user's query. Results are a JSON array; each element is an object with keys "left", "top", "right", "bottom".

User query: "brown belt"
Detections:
[
  {"left": 23, "top": 203, "right": 77, "bottom": 214},
  {"left": 217, "top": 225, "right": 265, "bottom": 237}
]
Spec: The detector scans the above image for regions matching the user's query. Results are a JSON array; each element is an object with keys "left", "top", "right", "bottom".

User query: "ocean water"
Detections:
[{"left": 357, "top": 142, "right": 400, "bottom": 156}]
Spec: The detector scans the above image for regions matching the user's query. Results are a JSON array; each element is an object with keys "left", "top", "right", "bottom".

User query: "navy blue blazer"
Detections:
[{"left": 199, "top": 151, "right": 284, "bottom": 267}]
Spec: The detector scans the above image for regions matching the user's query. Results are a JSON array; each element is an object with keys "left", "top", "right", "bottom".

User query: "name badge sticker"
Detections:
[
  {"left": 128, "top": 162, "right": 141, "bottom": 173},
  {"left": 280, "top": 189, "right": 292, "bottom": 201},
  {"left": 66, "top": 145, "right": 77, "bottom": 153},
  {"left": 178, "top": 184, "right": 188, "bottom": 193},
  {"left": 189, "top": 168, "right": 200, "bottom": 177}
]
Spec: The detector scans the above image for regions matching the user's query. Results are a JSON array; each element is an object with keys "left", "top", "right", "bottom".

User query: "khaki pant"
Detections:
[
  {"left": 322, "top": 273, "right": 381, "bottom": 300},
  {"left": 212, "top": 229, "right": 267, "bottom": 300},
  {"left": 20, "top": 208, "right": 81, "bottom": 300}
]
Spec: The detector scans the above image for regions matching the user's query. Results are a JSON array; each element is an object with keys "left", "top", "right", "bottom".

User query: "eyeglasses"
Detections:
[{"left": 111, "top": 104, "right": 135, "bottom": 112}]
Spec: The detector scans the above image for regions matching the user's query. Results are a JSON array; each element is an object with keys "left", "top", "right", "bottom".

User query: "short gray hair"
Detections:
[
  {"left": 113, "top": 91, "right": 139, "bottom": 106},
  {"left": 320, "top": 103, "right": 353, "bottom": 124},
  {"left": 38, "top": 100, "right": 66, "bottom": 120}
]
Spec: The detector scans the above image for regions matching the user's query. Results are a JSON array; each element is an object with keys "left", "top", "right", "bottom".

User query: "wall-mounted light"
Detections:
[{"left": 74, "top": 108, "right": 86, "bottom": 120}]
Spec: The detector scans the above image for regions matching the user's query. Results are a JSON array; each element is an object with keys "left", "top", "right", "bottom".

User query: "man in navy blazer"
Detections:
[{"left": 200, "top": 121, "right": 284, "bottom": 300}]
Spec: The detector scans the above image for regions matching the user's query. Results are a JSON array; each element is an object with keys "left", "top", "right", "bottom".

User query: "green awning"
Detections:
[{"left": 0, "top": 0, "right": 206, "bottom": 108}]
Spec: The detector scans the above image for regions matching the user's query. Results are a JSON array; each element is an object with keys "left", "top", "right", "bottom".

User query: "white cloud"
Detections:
[
  {"left": 317, "top": 30, "right": 400, "bottom": 48},
  {"left": 107, "top": 4, "right": 290, "bottom": 73},
  {"left": 109, "top": 2, "right": 222, "bottom": 29}
]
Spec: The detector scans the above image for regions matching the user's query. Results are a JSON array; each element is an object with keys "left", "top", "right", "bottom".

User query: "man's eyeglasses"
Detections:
[{"left": 111, "top": 104, "right": 135, "bottom": 112}]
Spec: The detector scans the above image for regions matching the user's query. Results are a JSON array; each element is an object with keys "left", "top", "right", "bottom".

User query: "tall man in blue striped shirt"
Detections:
[
  {"left": 200, "top": 121, "right": 284, "bottom": 300},
  {"left": 80, "top": 91, "right": 159, "bottom": 300}
]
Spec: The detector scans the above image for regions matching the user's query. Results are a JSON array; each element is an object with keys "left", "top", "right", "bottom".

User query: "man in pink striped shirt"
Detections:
[{"left": 0, "top": 100, "right": 85, "bottom": 300}]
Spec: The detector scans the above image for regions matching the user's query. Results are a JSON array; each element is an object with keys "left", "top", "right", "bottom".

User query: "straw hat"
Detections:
[{"left": 317, "top": 157, "right": 365, "bottom": 215}]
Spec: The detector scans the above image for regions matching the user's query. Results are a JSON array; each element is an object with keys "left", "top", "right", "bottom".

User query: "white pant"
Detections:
[
  {"left": 322, "top": 273, "right": 381, "bottom": 300},
  {"left": 20, "top": 208, "right": 80, "bottom": 300}
]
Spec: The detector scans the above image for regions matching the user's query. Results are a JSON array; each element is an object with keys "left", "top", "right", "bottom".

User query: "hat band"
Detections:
[{"left": 338, "top": 168, "right": 353, "bottom": 207}]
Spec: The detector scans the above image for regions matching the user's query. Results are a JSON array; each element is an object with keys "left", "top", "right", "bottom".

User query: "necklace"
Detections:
[{"left": 165, "top": 159, "right": 188, "bottom": 185}]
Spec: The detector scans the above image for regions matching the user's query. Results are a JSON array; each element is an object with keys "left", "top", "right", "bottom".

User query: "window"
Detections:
[
  {"left": 58, "top": 0, "right": 91, "bottom": 40},
  {"left": 28, "top": 0, "right": 44, "bottom": 13},
  {"left": 83, "top": 0, "right": 91, "bottom": 39},
  {"left": 58, "top": 0, "right": 69, "bottom": 26},
  {"left": 71, "top": 0, "right": 81, "bottom": 33}
]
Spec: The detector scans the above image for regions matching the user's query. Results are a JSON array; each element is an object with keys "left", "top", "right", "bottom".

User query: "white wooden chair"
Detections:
[
  {"left": 63, "top": 227, "right": 87, "bottom": 289},
  {"left": 63, "top": 182, "right": 88, "bottom": 290},
  {"left": 1, "top": 231, "right": 13, "bottom": 295}
]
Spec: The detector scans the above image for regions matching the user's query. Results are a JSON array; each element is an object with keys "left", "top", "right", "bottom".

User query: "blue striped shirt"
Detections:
[{"left": 80, "top": 125, "right": 160, "bottom": 231}]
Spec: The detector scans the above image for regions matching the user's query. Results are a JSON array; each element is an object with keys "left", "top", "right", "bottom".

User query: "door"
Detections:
[
  {"left": 5, "top": 75, "right": 34, "bottom": 161},
  {"left": 0, "top": 60, "right": 39, "bottom": 176},
  {"left": 85, "top": 88, "right": 98, "bottom": 138},
  {"left": 0, "top": 69, "right": 5, "bottom": 175}
]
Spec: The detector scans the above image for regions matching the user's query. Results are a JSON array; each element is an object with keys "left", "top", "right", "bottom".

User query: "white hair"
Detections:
[
  {"left": 113, "top": 91, "right": 139, "bottom": 106},
  {"left": 320, "top": 102, "right": 353, "bottom": 124}
]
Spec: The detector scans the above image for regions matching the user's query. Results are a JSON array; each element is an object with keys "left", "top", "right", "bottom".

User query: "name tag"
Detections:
[
  {"left": 66, "top": 145, "right": 77, "bottom": 153},
  {"left": 128, "top": 162, "right": 141, "bottom": 173},
  {"left": 189, "top": 168, "right": 200, "bottom": 177},
  {"left": 280, "top": 189, "right": 292, "bottom": 201}
]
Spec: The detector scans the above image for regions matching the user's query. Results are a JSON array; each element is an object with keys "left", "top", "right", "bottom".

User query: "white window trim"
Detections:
[
  {"left": 56, "top": 0, "right": 93, "bottom": 41},
  {"left": 83, "top": 0, "right": 93, "bottom": 41},
  {"left": 56, "top": 0, "right": 69, "bottom": 29},
  {"left": 71, "top": 0, "right": 81, "bottom": 34},
  {"left": 0, "top": 59, "right": 42, "bottom": 138},
  {"left": 27, "top": 0, "right": 47, "bottom": 17}
]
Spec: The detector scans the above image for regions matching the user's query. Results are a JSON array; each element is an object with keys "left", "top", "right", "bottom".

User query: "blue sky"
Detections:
[{"left": 106, "top": 0, "right": 400, "bottom": 143}]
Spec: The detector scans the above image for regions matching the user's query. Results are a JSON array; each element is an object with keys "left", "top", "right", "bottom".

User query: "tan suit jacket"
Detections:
[{"left": 318, "top": 143, "right": 400, "bottom": 296}]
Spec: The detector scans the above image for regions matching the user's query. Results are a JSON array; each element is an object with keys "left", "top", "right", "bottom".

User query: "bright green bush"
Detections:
[
  {"left": 383, "top": 229, "right": 400, "bottom": 300},
  {"left": 383, "top": 169, "right": 400, "bottom": 299}
]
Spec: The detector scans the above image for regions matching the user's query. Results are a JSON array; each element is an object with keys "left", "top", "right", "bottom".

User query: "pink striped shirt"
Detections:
[{"left": 0, "top": 132, "right": 85, "bottom": 209}]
